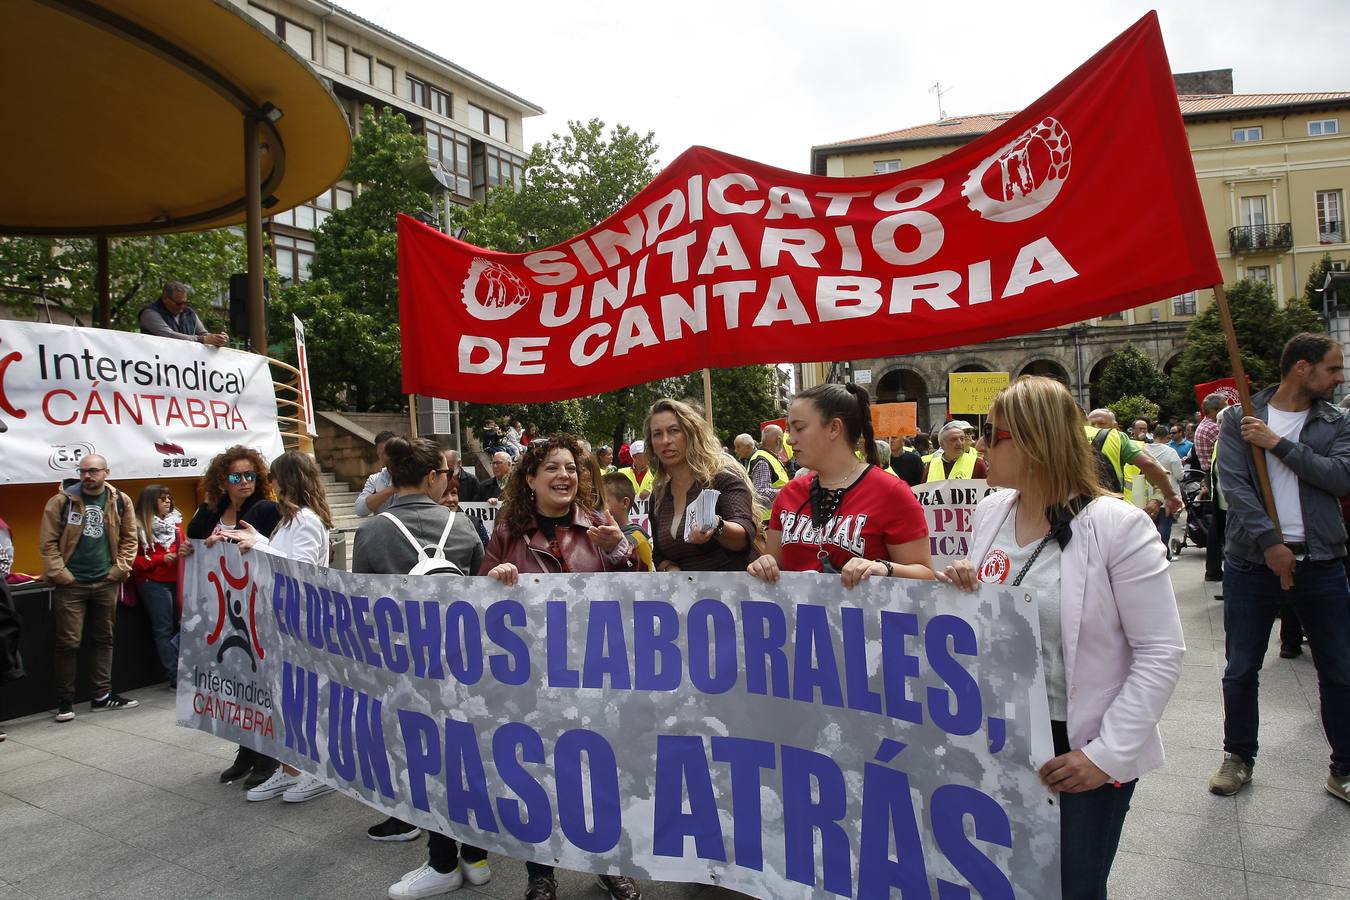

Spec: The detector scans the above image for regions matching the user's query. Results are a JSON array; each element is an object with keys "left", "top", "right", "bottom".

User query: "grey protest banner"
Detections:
[
  {"left": 911, "top": 479, "right": 1000, "bottom": 570},
  {"left": 179, "top": 542, "right": 1058, "bottom": 899}
]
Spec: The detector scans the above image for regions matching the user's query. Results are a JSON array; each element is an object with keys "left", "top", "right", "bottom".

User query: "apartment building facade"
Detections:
[
  {"left": 800, "top": 70, "right": 1350, "bottom": 428},
  {"left": 230, "top": 0, "right": 543, "bottom": 285}
]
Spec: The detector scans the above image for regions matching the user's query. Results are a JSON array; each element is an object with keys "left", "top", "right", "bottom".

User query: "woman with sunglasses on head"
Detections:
[
  {"left": 937, "top": 376, "right": 1184, "bottom": 900},
  {"left": 132, "top": 484, "right": 186, "bottom": 690},
  {"left": 748, "top": 383, "right": 933, "bottom": 586},
  {"left": 349, "top": 437, "right": 493, "bottom": 897},
  {"left": 481, "top": 434, "right": 641, "bottom": 900},
  {"left": 644, "top": 398, "right": 758, "bottom": 574},
  {"left": 219, "top": 450, "right": 336, "bottom": 805},
  {"left": 188, "top": 446, "right": 282, "bottom": 786}
]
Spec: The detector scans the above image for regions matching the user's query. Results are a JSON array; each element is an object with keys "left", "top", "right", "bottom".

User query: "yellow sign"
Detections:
[{"left": 948, "top": 372, "right": 1011, "bottom": 414}]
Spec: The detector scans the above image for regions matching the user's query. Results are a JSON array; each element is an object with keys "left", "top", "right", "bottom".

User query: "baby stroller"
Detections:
[{"left": 1170, "top": 468, "right": 1209, "bottom": 556}]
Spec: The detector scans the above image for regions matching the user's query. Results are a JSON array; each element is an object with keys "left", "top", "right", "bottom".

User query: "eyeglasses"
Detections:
[
  {"left": 433, "top": 468, "right": 451, "bottom": 475},
  {"left": 981, "top": 422, "right": 1013, "bottom": 447},
  {"left": 226, "top": 472, "right": 258, "bottom": 484},
  {"left": 77, "top": 467, "right": 106, "bottom": 475}
]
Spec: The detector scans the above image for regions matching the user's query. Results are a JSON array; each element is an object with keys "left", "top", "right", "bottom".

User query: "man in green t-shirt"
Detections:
[{"left": 38, "top": 455, "right": 139, "bottom": 722}]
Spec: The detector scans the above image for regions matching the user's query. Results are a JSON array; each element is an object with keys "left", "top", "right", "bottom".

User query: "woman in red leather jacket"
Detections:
[{"left": 481, "top": 433, "right": 641, "bottom": 900}]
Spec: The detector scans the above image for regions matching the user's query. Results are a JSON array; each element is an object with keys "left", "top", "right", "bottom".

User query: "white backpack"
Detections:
[{"left": 379, "top": 511, "right": 465, "bottom": 576}]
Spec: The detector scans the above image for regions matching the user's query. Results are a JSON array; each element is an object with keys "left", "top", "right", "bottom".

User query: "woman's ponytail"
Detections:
[{"left": 845, "top": 382, "right": 881, "bottom": 467}]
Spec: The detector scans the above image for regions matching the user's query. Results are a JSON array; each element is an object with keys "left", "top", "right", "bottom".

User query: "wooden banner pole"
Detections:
[
  {"left": 408, "top": 394, "right": 419, "bottom": 439},
  {"left": 1212, "top": 282, "right": 1281, "bottom": 533},
  {"left": 702, "top": 368, "right": 714, "bottom": 425}
]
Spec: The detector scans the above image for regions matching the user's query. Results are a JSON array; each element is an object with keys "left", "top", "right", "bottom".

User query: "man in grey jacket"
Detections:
[
  {"left": 138, "top": 282, "right": 228, "bottom": 346},
  {"left": 1209, "top": 333, "right": 1350, "bottom": 805}
]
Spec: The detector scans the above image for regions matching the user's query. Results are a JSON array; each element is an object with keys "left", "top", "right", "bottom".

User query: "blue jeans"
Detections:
[
  {"left": 1053, "top": 720, "right": 1136, "bottom": 899},
  {"left": 138, "top": 580, "right": 179, "bottom": 683},
  {"left": 1155, "top": 513, "right": 1174, "bottom": 558},
  {"left": 1222, "top": 555, "right": 1350, "bottom": 776}
]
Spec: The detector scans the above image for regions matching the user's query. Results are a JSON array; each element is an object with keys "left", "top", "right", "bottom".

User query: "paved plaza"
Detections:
[{"left": 1, "top": 552, "right": 1347, "bottom": 900}]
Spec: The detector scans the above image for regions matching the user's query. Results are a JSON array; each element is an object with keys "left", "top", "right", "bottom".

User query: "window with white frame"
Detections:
[
  {"left": 247, "top": 5, "right": 312, "bottom": 59},
  {"left": 1247, "top": 266, "right": 1271, "bottom": 284},
  {"left": 873, "top": 159, "right": 902, "bottom": 174},
  {"left": 349, "top": 50, "right": 371, "bottom": 84},
  {"left": 325, "top": 39, "right": 346, "bottom": 73},
  {"left": 1172, "top": 291, "right": 1197, "bottom": 316},
  {"left": 1309, "top": 119, "right": 1339, "bottom": 136},
  {"left": 273, "top": 234, "right": 316, "bottom": 284},
  {"left": 374, "top": 61, "right": 395, "bottom": 94},
  {"left": 1232, "top": 126, "right": 1262, "bottom": 142},
  {"left": 1317, "top": 190, "right": 1344, "bottom": 244}
]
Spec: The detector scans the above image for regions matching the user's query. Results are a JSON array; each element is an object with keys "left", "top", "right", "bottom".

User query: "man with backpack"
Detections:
[
  {"left": 38, "top": 454, "right": 140, "bottom": 721},
  {"left": 1085, "top": 409, "right": 1183, "bottom": 515}
]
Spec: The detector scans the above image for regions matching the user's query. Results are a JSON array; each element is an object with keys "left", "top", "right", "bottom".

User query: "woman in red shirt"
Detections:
[{"left": 748, "top": 382, "right": 933, "bottom": 586}]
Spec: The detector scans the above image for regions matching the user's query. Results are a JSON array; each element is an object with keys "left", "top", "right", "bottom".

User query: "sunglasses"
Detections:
[
  {"left": 981, "top": 422, "right": 1013, "bottom": 447},
  {"left": 226, "top": 472, "right": 258, "bottom": 484}
]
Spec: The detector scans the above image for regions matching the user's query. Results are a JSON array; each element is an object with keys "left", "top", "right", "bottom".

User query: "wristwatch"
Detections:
[{"left": 711, "top": 516, "right": 725, "bottom": 539}]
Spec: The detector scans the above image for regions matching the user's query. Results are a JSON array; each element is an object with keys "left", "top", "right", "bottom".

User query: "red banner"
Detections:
[
  {"left": 1193, "top": 376, "right": 1249, "bottom": 409},
  {"left": 399, "top": 12, "right": 1219, "bottom": 403}
]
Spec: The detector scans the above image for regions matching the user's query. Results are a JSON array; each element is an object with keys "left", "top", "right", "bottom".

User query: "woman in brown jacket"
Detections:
[{"left": 480, "top": 433, "right": 641, "bottom": 900}]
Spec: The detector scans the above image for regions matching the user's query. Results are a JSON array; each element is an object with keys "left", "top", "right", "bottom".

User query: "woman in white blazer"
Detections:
[
  {"left": 937, "top": 376, "right": 1184, "bottom": 900},
  {"left": 221, "top": 450, "right": 333, "bottom": 804}
]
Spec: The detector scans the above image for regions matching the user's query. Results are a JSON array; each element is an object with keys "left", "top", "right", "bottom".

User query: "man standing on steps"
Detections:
[
  {"left": 355, "top": 431, "right": 398, "bottom": 517},
  {"left": 1208, "top": 333, "right": 1350, "bottom": 805},
  {"left": 38, "top": 454, "right": 140, "bottom": 721}
]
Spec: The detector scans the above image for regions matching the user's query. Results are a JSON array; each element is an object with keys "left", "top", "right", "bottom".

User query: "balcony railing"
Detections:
[
  {"left": 1319, "top": 221, "right": 1344, "bottom": 245},
  {"left": 1229, "top": 223, "right": 1293, "bottom": 253}
]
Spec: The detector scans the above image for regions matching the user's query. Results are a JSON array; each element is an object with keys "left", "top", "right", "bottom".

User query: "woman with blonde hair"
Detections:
[
  {"left": 937, "top": 376, "right": 1184, "bottom": 900},
  {"left": 131, "top": 484, "right": 186, "bottom": 689},
  {"left": 645, "top": 398, "right": 758, "bottom": 573}
]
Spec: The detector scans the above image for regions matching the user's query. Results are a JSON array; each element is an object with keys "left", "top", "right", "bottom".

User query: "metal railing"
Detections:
[
  {"left": 1320, "top": 221, "right": 1344, "bottom": 245},
  {"left": 268, "top": 356, "right": 315, "bottom": 454},
  {"left": 1228, "top": 223, "right": 1293, "bottom": 253}
]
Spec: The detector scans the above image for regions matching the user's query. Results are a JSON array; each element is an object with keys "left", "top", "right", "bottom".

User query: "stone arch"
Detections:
[
  {"left": 1017, "top": 357, "right": 1071, "bottom": 385},
  {"left": 1086, "top": 353, "right": 1116, "bottom": 411},
  {"left": 875, "top": 366, "right": 932, "bottom": 434},
  {"left": 1161, "top": 350, "right": 1185, "bottom": 375}
]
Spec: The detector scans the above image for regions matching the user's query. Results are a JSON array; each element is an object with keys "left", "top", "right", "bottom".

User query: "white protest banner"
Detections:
[
  {"left": 180, "top": 542, "right": 1059, "bottom": 899},
  {"left": 912, "top": 479, "right": 999, "bottom": 569},
  {"left": 292, "top": 315, "right": 318, "bottom": 437},
  {"left": 0, "top": 321, "right": 284, "bottom": 483}
]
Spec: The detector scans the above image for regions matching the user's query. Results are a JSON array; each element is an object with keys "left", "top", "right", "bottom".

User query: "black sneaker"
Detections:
[
  {"left": 244, "top": 756, "right": 279, "bottom": 788},
  {"left": 220, "top": 746, "right": 257, "bottom": 783},
  {"left": 1280, "top": 645, "right": 1303, "bottom": 659},
  {"left": 367, "top": 816, "right": 423, "bottom": 842},
  {"left": 55, "top": 699, "right": 75, "bottom": 722},
  {"left": 524, "top": 876, "right": 558, "bottom": 900},
  {"left": 598, "top": 875, "right": 643, "bottom": 900},
  {"left": 90, "top": 693, "right": 139, "bottom": 712}
]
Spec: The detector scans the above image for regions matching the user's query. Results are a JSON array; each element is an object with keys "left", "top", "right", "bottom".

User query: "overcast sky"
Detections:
[{"left": 338, "top": 0, "right": 1348, "bottom": 172}]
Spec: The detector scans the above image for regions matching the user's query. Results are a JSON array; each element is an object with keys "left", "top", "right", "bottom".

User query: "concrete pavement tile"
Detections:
[
  {"left": 0, "top": 755, "right": 95, "bottom": 793},
  {"left": 1237, "top": 782, "right": 1349, "bottom": 830},
  {"left": 1116, "top": 806, "right": 1242, "bottom": 867},
  {"left": 1241, "top": 820, "right": 1350, "bottom": 888},
  {"left": 1252, "top": 718, "right": 1332, "bottom": 761},
  {"left": 1244, "top": 873, "right": 1350, "bottom": 899},
  {"left": 0, "top": 744, "right": 53, "bottom": 775},
  {"left": 1245, "top": 752, "right": 1341, "bottom": 794},
  {"left": 86, "top": 863, "right": 217, "bottom": 900},
  {"left": 0, "top": 818, "right": 125, "bottom": 888},
  {"left": 1106, "top": 851, "right": 1246, "bottom": 900},
  {"left": 1130, "top": 772, "right": 1237, "bottom": 821},
  {"left": 9, "top": 842, "right": 161, "bottom": 900}
]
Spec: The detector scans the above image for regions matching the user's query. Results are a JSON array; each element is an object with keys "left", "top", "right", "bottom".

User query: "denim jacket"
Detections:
[{"left": 1219, "top": 386, "right": 1350, "bottom": 562}]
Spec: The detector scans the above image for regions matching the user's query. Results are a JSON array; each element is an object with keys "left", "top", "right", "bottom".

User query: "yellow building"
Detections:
[{"left": 799, "top": 71, "right": 1350, "bottom": 407}]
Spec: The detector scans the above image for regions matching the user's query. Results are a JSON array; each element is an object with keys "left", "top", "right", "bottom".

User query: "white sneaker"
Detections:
[
  {"left": 282, "top": 774, "right": 335, "bottom": 803},
  {"left": 245, "top": 768, "right": 300, "bottom": 801},
  {"left": 459, "top": 858, "right": 491, "bottom": 886},
  {"left": 388, "top": 863, "right": 462, "bottom": 899}
]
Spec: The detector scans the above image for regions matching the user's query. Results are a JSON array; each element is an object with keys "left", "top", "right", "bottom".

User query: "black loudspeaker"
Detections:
[{"left": 229, "top": 274, "right": 270, "bottom": 340}]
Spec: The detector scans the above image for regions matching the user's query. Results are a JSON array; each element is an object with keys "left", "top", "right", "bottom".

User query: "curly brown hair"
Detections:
[
  {"left": 202, "top": 445, "right": 274, "bottom": 507},
  {"left": 497, "top": 434, "right": 592, "bottom": 538}
]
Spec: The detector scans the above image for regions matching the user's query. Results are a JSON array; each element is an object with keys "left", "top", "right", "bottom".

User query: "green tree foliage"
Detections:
[
  {"left": 0, "top": 231, "right": 245, "bottom": 331},
  {"left": 675, "top": 366, "right": 782, "bottom": 446},
  {"left": 1167, "top": 278, "right": 1323, "bottom": 412},
  {"left": 271, "top": 106, "right": 434, "bottom": 410},
  {"left": 455, "top": 119, "right": 660, "bottom": 252},
  {"left": 1108, "top": 395, "right": 1160, "bottom": 429},
  {"left": 1096, "top": 343, "right": 1168, "bottom": 409},
  {"left": 1303, "top": 253, "right": 1338, "bottom": 312}
]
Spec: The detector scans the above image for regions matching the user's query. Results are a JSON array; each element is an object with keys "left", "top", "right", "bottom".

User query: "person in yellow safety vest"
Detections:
[
  {"left": 760, "top": 423, "right": 792, "bottom": 474},
  {"left": 616, "top": 439, "right": 654, "bottom": 499},
  {"left": 1085, "top": 408, "right": 1183, "bottom": 515},
  {"left": 736, "top": 433, "right": 789, "bottom": 519},
  {"left": 925, "top": 420, "right": 988, "bottom": 482}
]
